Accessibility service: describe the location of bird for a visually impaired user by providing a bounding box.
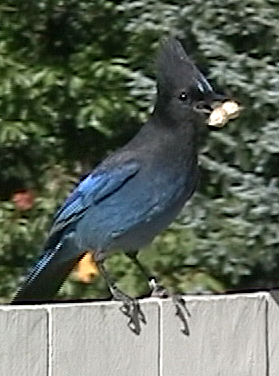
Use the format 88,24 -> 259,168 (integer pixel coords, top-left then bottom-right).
11,37 -> 224,306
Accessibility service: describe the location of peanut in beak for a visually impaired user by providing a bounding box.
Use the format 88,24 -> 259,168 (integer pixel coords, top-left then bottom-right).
208,100 -> 241,127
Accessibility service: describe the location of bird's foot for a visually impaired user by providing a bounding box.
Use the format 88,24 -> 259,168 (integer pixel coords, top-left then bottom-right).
149,282 -> 191,335
111,286 -> 146,334
171,293 -> 191,335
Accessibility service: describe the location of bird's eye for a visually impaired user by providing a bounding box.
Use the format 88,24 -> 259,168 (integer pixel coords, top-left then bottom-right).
179,92 -> 188,101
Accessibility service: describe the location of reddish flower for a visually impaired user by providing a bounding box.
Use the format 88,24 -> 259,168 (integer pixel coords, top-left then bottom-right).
12,189 -> 35,211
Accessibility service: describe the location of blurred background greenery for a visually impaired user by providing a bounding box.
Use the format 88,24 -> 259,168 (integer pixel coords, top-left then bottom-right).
1,0 -> 279,303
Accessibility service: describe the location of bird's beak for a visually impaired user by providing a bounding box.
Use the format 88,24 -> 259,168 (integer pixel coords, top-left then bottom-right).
194,92 -> 227,115
193,72 -> 226,114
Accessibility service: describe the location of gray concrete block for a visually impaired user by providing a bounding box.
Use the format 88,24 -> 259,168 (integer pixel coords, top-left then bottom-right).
0,306 -> 48,376
267,291 -> 279,376
50,299 -> 159,376
161,293 -> 267,376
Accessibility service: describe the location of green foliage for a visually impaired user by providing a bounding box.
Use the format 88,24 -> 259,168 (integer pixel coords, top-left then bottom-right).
1,0 -> 279,302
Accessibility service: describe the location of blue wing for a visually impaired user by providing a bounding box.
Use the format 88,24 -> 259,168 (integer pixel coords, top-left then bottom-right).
49,160 -> 140,236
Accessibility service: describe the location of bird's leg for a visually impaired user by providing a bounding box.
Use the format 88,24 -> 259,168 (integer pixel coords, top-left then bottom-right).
98,258 -> 188,334
126,253 -> 189,333
126,252 -> 167,298
96,260 -> 145,331
97,260 -> 133,303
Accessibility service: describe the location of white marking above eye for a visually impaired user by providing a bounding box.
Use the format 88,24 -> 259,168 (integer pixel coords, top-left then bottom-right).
196,73 -> 213,93
196,80 -> 205,93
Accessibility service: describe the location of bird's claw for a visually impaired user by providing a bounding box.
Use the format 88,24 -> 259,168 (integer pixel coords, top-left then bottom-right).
111,286 -> 146,334
171,293 -> 190,335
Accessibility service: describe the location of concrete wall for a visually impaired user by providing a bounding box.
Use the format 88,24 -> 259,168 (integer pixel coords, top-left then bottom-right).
1,292 -> 279,375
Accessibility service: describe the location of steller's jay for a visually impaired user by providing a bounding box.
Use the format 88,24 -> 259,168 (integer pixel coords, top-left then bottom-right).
12,38 -> 224,306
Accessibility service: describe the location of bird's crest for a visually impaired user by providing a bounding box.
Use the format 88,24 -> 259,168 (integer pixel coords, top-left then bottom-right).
156,37 -> 213,96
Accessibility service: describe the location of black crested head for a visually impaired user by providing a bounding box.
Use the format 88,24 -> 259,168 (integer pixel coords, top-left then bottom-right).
154,37 -> 220,123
